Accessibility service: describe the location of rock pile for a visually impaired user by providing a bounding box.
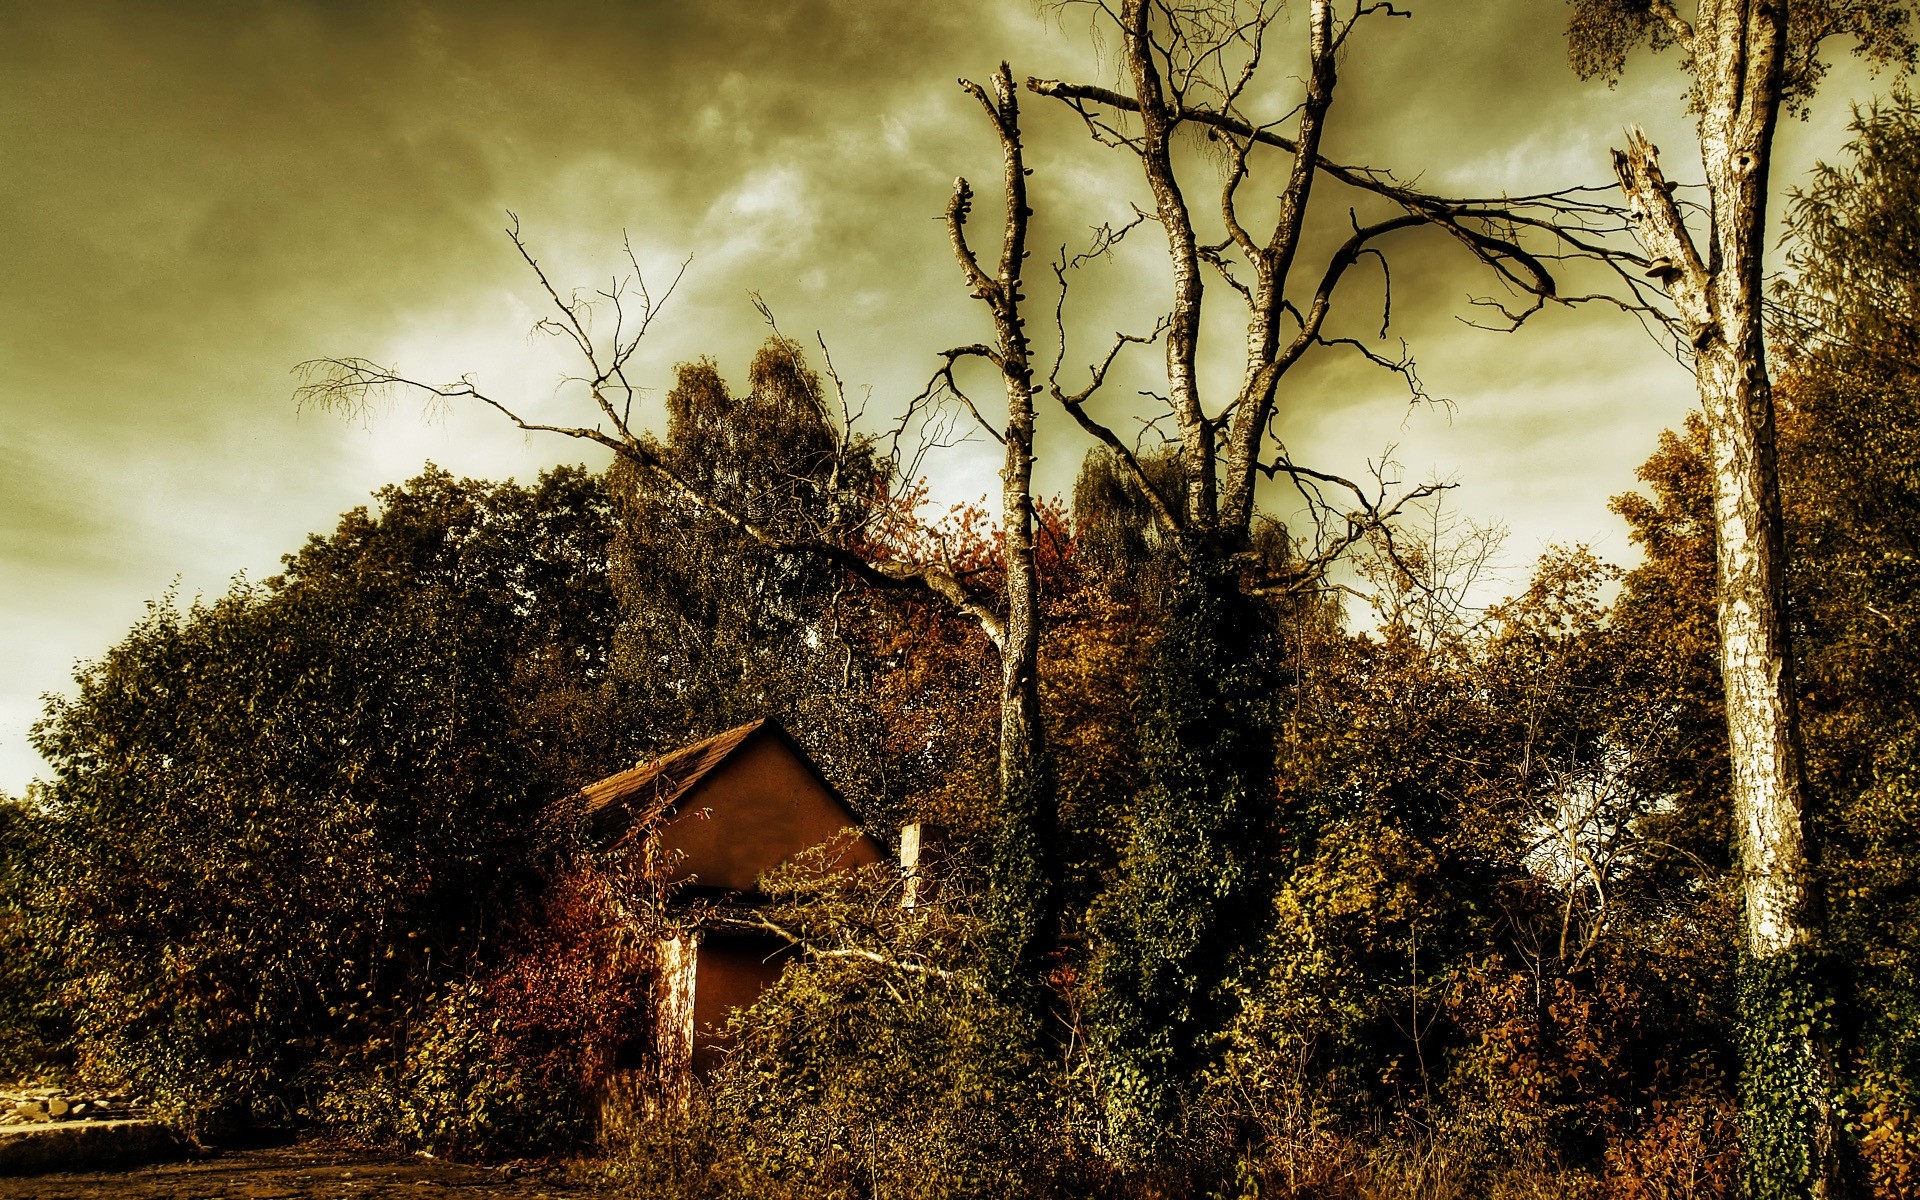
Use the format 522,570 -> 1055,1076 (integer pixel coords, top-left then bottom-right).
0,1088 -> 149,1128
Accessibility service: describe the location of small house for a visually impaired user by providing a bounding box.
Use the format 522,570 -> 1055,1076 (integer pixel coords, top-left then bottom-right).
573,718 -> 918,1107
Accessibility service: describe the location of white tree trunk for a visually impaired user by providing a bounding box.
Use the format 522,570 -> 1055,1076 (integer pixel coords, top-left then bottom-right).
1608,3 -> 1839,1193
1696,348 -> 1813,956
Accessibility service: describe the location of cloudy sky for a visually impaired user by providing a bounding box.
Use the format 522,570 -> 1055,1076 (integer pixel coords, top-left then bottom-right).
0,0 -> 1892,791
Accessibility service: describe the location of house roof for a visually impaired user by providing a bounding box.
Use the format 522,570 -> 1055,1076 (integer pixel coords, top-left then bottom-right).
578,717 -> 840,845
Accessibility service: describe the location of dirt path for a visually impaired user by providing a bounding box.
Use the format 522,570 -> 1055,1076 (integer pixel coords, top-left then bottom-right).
0,1142 -> 595,1200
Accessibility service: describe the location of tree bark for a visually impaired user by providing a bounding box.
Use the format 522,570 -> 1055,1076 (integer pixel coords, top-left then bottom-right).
1696,350 -> 1813,959
947,63 -> 1057,994
1219,0 -> 1337,542
1120,0 -> 1217,534
1607,3 -> 1840,1194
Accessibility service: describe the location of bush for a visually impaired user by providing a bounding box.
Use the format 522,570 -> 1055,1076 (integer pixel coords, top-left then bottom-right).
30,467 -> 619,1125
0,793 -> 68,1080
695,844 -> 1070,1200
309,850 -> 660,1158
712,961 -> 1057,1199
576,1094 -> 800,1200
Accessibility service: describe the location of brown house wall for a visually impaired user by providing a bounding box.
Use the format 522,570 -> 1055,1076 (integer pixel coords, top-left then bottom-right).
585,723 -> 890,1109
655,733 -> 883,892
691,931 -> 793,1076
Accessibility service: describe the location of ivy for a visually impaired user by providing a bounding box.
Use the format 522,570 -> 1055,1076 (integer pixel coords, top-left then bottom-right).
1736,947 -> 1841,1200
985,745 -> 1058,1004
1087,556 -> 1279,1155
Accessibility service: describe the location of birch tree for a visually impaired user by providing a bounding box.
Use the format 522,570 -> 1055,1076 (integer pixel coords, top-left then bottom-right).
1566,3 -> 1915,1196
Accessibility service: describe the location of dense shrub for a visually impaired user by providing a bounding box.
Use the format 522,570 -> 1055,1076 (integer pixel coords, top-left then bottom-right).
0,793 -> 67,1079
308,855 -> 659,1157
27,466 -> 619,1123
702,844 -> 1069,1200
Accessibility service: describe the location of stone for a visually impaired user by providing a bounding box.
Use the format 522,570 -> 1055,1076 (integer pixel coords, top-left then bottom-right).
46,1099 -> 70,1119
0,1118 -> 192,1175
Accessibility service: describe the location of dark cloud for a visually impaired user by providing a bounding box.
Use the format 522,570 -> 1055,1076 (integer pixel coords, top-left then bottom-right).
0,0 -> 1892,787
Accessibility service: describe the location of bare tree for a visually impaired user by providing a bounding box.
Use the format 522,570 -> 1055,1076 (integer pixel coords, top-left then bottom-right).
923,62 -> 1062,992
1568,4 -> 1915,1196
1029,0 -> 1655,580
297,229 -> 1009,644
1013,0 -> 1655,1145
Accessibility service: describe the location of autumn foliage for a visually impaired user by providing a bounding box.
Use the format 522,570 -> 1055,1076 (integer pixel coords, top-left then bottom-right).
3,101 -> 1920,1200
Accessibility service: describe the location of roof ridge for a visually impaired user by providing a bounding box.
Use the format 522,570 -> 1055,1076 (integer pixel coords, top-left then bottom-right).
576,717 -> 774,839
633,716 -> 766,777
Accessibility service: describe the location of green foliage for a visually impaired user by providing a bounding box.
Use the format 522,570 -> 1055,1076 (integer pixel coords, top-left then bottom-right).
1204,813 -> 1414,1177
1563,0 -> 1686,88
1086,556 -> 1279,1154
1736,950 -> 1841,1200
1041,587 -> 1151,932
1563,0 -> 1917,112
1605,417 -> 1732,887
1164,498 -> 1760,1196
29,465 -> 619,1123
579,1094 -> 800,1200
607,339 -> 897,820
313,853 -> 659,1158
1071,447 -> 1187,617
0,792 -> 68,1078
373,980 -> 560,1156
704,843 -> 1066,1200
1774,93 -> 1920,1198
715,962 -> 1054,1198
983,741 -> 1058,1003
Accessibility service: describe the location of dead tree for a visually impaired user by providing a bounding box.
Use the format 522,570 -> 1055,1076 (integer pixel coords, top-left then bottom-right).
1017,0 -> 1655,1147
1029,0 -> 1659,583
296,238 -> 1007,645
922,63 -> 1061,995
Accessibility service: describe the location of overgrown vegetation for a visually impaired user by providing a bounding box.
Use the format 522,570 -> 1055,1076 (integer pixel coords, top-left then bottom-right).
7,44 -> 1920,1200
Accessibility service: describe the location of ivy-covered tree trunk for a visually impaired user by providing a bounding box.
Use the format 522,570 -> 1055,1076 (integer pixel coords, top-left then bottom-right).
1087,553 -> 1274,1153
987,288 -> 1053,996
1603,5 -> 1842,1194
989,379 -> 1053,997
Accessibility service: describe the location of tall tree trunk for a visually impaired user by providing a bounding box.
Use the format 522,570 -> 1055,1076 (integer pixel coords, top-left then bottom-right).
1695,348 -> 1812,960
1608,3 -> 1842,1193
945,63 -> 1058,995
1085,552 -> 1275,1155
992,327 -> 1052,996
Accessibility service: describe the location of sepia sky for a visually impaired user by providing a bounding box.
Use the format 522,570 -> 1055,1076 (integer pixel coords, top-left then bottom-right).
0,0 -> 1893,791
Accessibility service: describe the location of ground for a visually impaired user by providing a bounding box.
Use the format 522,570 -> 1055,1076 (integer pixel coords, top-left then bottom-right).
0,1142 -> 594,1200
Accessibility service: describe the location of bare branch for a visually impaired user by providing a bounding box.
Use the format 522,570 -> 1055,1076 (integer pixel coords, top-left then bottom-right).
1028,73 -> 1646,309
916,345 -> 1010,445
716,911 -> 957,980
299,208 -> 1030,647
